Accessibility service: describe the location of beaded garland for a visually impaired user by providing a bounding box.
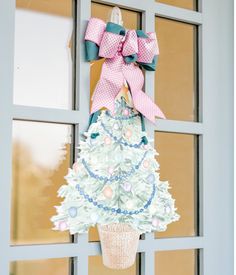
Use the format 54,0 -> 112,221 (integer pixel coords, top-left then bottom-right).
101,122 -> 143,148
76,182 -> 156,215
79,109 -> 153,217
105,110 -> 139,120
81,151 -> 148,183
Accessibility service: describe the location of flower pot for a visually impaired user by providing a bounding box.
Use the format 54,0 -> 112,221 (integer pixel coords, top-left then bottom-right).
97,223 -> 140,269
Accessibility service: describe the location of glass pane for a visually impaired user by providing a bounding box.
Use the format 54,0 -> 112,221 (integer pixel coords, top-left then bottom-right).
155,132 -> 197,238
14,0 -> 73,109
156,0 -> 197,11
10,258 -> 70,275
89,256 -> 137,275
155,250 -> 197,275
11,121 -> 72,245
155,17 -> 198,121
90,2 -> 141,98
89,225 -> 99,242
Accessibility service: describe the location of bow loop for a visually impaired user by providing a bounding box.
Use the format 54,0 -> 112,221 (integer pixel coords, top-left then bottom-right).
99,32 -> 124,58
84,17 -> 106,46
122,30 -> 138,57
137,32 -> 159,63
98,30 -> 139,60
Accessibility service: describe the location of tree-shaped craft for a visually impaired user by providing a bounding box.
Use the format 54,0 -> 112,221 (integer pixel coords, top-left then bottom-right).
51,7 -> 180,270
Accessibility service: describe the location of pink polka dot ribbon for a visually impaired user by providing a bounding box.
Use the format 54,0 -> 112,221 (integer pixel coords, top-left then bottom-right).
85,17 -> 165,123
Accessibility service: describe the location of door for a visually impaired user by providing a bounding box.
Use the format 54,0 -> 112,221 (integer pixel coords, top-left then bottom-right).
0,0 -> 233,275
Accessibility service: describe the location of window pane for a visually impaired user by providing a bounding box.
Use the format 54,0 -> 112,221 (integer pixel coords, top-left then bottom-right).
156,0 -> 197,11
14,0 -> 74,109
155,132 -> 197,238
10,258 -> 70,275
90,3 -> 141,99
155,17 -> 198,121
155,250 -> 198,275
89,255 -> 137,275
89,226 -> 99,242
11,121 -> 72,245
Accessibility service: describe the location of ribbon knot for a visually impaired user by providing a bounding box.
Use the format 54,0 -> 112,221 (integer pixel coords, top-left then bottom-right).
84,17 -> 165,123
98,29 -> 139,62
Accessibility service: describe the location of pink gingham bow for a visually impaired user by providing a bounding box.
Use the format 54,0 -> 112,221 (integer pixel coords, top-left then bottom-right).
85,17 -> 165,123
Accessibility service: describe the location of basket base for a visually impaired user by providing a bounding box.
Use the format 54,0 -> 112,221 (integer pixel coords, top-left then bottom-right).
97,223 -> 140,270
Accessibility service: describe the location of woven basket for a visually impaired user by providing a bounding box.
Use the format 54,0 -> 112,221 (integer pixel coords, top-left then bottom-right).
97,223 -> 140,269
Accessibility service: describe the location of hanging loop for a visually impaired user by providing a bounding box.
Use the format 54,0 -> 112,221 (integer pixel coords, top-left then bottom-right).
108,6 -> 123,26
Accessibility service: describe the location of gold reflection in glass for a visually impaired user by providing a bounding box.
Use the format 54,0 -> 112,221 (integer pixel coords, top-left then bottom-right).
10,258 -> 70,275
156,0 -> 197,10
155,250 -> 197,275
11,121 -> 72,245
155,17 -> 197,121
89,256 -> 137,275
14,0 -> 73,109
89,226 -> 100,242
89,3 -> 141,242
155,132 -> 197,238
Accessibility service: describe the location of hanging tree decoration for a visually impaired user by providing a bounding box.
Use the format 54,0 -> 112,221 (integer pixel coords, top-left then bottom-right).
50,6 -> 180,270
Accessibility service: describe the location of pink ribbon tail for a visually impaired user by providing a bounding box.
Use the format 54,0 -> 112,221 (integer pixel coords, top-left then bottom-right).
91,59 -> 124,115
91,85 -> 116,115
131,89 -> 166,123
122,64 -> 166,123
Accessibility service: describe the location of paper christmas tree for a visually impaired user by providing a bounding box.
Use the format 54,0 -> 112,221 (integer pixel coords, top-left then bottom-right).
50,86 -> 179,235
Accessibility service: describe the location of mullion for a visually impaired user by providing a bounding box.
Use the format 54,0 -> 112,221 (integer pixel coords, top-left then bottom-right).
154,3 -> 202,25
94,0 -> 202,24
12,106 -> 204,135
73,0 -> 91,274
0,0 -> 15,274
9,236 -> 204,261
141,7 -> 156,275
93,0 -> 149,11
12,105 -> 84,124
154,121 -> 203,135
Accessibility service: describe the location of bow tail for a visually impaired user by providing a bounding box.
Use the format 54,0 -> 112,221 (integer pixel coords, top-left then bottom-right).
123,64 -> 165,123
91,64 -> 124,115
131,89 -> 166,123
91,80 -> 117,114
